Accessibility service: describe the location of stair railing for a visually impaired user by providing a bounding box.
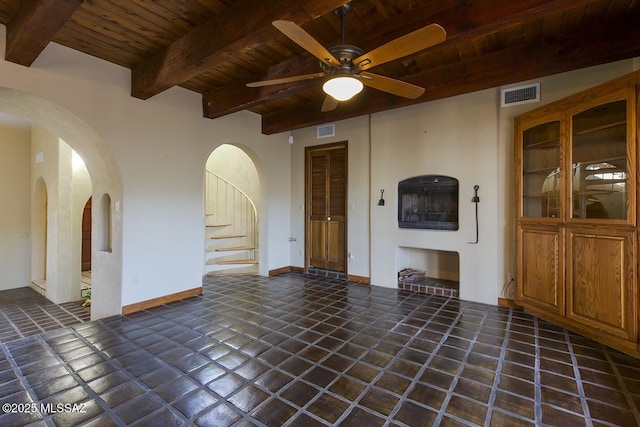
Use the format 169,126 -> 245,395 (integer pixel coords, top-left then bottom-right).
205,171 -> 258,261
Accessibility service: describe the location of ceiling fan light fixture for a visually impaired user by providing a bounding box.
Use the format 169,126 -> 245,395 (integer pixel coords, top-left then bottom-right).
323,76 -> 363,101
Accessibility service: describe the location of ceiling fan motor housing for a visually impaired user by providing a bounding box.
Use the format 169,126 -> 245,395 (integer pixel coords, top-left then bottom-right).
321,44 -> 364,76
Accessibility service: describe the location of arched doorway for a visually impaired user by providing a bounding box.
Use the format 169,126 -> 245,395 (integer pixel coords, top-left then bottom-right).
204,144 -> 261,275
82,197 -> 92,272
0,87 -> 123,320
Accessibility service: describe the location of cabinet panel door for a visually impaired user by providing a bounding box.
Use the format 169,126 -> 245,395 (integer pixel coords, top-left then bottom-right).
566,78 -> 636,225
566,228 -> 637,340
309,220 -> 327,267
517,225 -> 564,315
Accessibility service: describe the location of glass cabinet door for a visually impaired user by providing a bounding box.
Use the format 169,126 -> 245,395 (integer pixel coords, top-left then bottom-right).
571,100 -> 627,220
522,121 -> 562,218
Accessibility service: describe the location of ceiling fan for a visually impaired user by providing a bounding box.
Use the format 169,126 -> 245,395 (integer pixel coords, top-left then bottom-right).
246,4 -> 446,112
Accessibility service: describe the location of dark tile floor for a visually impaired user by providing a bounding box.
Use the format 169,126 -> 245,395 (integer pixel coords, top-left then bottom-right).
0,287 -> 90,342
1,273 -> 639,426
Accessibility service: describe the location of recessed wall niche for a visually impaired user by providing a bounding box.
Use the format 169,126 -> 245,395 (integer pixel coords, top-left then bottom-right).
397,247 -> 460,297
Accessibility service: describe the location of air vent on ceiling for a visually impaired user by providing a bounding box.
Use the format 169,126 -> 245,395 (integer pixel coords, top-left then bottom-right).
501,83 -> 540,107
317,123 -> 335,139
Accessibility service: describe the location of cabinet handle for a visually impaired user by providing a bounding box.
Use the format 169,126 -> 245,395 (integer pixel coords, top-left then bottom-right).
327,216 -> 332,221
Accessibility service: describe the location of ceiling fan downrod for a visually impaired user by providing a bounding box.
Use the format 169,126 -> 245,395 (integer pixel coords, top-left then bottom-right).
334,3 -> 352,45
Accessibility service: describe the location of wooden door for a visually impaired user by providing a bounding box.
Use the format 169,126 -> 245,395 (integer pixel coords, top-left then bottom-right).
517,224 -> 564,316
566,227 -> 637,341
81,197 -> 91,271
306,143 -> 347,273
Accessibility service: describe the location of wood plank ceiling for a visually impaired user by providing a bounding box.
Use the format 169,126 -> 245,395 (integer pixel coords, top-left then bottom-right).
1,0 -> 640,134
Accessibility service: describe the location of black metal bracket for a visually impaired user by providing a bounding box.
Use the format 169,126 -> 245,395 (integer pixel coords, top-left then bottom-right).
468,185 -> 480,244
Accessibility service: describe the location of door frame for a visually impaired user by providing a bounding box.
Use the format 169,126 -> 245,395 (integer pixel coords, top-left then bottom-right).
81,196 -> 92,271
305,141 -> 348,273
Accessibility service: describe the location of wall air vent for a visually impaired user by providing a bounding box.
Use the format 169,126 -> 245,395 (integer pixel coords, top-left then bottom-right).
501,83 -> 540,107
317,123 -> 335,139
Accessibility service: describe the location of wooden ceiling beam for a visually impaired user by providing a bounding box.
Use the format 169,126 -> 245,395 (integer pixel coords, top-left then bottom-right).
260,11 -> 640,134
5,0 -> 84,66
203,55 -> 320,119
131,0 -> 348,100
203,0 -> 603,120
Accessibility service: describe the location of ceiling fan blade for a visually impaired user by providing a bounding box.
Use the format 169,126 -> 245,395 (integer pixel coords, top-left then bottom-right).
360,72 -> 425,99
273,20 -> 341,67
246,72 -> 325,87
354,23 -> 446,71
321,95 -> 338,112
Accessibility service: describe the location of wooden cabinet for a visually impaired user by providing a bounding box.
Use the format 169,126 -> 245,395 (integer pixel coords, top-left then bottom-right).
515,72 -> 639,358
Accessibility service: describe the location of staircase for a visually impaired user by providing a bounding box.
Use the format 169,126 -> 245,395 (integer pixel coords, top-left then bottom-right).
205,171 -> 258,274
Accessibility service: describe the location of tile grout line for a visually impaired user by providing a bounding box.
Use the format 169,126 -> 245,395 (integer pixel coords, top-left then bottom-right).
124,303 -> 308,426
74,320 -> 194,425
0,309 -> 25,341
35,305 -> 69,329
318,294 -> 447,426
431,302 -> 492,426
601,343 -> 640,426
481,307 -> 535,426
36,331 -> 128,427
275,297 -> 385,425
15,306 -> 46,335
0,341 -> 56,426
54,301 -> 91,324
278,289 -> 435,425
384,297 -> 475,426
563,328 -> 594,427
533,316 -> 542,425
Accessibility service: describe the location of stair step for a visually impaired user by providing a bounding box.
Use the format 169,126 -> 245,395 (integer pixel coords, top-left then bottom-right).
215,246 -> 254,252
217,259 -> 258,265
209,234 -> 246,239
206,224 -> 232,228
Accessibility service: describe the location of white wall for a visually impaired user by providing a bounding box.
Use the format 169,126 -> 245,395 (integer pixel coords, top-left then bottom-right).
0,119 -> 31,290
369,90 -> 500,305
290,91 -> 500,304
0,25 -> 291,317
290,58 -> 640,306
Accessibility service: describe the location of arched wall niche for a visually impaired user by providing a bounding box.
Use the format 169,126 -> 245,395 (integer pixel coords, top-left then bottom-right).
100,193 -> 112,253
0,87 -> 123,320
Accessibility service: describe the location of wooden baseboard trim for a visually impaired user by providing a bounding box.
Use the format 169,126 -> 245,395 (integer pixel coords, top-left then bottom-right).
347,274 -> 370,284
498,298 -> 521,309
269,266 -> 305,276
122,287 -> 202,315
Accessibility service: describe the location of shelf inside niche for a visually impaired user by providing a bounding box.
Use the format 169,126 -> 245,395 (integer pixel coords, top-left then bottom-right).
572,120 -> 626,137
571,155 -> 626,166
523,193 -> 559,198
524,138 -> 560,149
524,166 -> 560,174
